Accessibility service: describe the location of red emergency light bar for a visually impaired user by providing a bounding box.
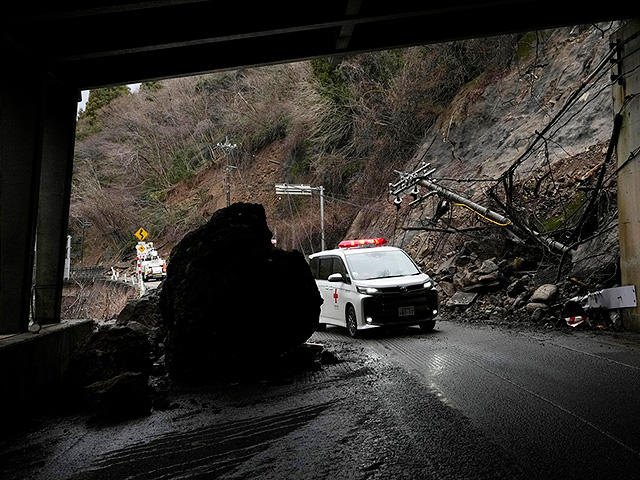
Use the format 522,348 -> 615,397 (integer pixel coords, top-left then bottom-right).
338,238 -> 388,249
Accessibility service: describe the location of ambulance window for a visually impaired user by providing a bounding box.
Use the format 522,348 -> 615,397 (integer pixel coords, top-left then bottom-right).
346,250 -> 420,280
332,258 -> 349,281
309,257 -> 319,279
318,257 -> 334,280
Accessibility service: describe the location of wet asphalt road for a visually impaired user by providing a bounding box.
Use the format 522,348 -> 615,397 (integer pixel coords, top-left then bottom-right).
2,320 -> 640,479
340,321 -> 640,479
143,279 -> 161,290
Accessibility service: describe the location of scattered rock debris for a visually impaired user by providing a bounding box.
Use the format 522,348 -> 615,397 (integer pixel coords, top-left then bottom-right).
65,325 -> 153,420
434,236 -> 625,332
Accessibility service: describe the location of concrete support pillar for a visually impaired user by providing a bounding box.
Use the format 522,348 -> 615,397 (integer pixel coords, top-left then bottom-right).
612,18 -> 640,332
34,78 -> 78,325
0,37 -> 45,334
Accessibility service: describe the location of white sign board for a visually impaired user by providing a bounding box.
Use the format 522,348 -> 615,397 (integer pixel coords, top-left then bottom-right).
586,285 -> 637,310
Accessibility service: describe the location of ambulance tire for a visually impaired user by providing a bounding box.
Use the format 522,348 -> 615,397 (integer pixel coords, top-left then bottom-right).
419,320 -> 436,332
346,305 -> 359,338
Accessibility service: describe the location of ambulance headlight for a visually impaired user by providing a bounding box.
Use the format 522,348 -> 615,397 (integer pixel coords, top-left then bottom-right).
423,281 -> 433,289
357,286 -> 379,295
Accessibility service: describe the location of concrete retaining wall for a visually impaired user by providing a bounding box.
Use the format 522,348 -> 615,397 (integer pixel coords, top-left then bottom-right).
0,319 -> 94,421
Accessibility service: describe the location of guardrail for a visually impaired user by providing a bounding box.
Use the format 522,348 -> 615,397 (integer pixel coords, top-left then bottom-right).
67,266 -> 148,297
69,266 -> 107,281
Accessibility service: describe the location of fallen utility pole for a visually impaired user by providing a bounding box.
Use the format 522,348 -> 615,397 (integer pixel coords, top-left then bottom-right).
390,163 -> 572,256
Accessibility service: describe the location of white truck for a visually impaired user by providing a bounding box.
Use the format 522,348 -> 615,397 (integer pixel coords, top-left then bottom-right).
139,242 -> 167,282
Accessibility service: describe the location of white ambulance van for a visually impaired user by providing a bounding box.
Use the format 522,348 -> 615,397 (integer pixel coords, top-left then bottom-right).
308,238 -> 440,337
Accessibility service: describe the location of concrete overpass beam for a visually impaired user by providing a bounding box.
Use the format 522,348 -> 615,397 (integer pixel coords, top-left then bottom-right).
34,78 -> 78,325
612,18 -> 640,332
0,37 -> 45,334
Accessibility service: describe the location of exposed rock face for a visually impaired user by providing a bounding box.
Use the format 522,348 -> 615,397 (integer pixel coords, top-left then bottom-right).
159,203 -> 322,382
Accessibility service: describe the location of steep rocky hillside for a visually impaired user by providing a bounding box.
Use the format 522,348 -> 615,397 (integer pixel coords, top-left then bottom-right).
348,24 -> 621,282
386,23 -> 623,326
73,21 -> 624,321
350,24 -> 617,240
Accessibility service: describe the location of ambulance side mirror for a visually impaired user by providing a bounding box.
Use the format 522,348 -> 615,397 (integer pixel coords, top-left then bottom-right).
328,273 -> 345,283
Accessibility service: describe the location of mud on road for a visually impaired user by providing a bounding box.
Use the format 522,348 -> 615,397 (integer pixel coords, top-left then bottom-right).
1,323 -> 528,480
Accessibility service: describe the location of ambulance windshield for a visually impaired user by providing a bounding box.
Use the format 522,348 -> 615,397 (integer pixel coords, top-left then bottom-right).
346,250 -> 420,280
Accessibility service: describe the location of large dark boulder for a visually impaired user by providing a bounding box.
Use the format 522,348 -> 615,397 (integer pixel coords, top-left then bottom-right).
159,203 -> 322,381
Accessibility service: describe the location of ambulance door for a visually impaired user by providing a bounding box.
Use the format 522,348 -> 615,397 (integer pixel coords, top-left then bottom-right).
330,257 -> 351,327
317,256 -> 342,323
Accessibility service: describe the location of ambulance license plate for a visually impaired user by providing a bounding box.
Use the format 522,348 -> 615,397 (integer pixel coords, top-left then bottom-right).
398,306 -> 414,317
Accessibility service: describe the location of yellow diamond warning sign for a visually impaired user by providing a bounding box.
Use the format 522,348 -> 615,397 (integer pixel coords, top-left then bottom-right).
135,228 -> 148,241
137,244 -> 146,254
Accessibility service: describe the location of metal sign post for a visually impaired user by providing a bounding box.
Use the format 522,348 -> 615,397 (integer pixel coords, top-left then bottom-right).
275,183 -> 325,251
216,137 -> 238,206
134,229 -> 148,295
64,235 -> 71,280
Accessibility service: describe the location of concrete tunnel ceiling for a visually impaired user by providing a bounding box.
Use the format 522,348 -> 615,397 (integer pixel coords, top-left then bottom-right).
2,1 -> 637,91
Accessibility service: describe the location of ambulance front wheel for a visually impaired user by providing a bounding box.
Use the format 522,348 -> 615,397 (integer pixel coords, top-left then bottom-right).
420,320 -> 436,332
346,305 -> 359,338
